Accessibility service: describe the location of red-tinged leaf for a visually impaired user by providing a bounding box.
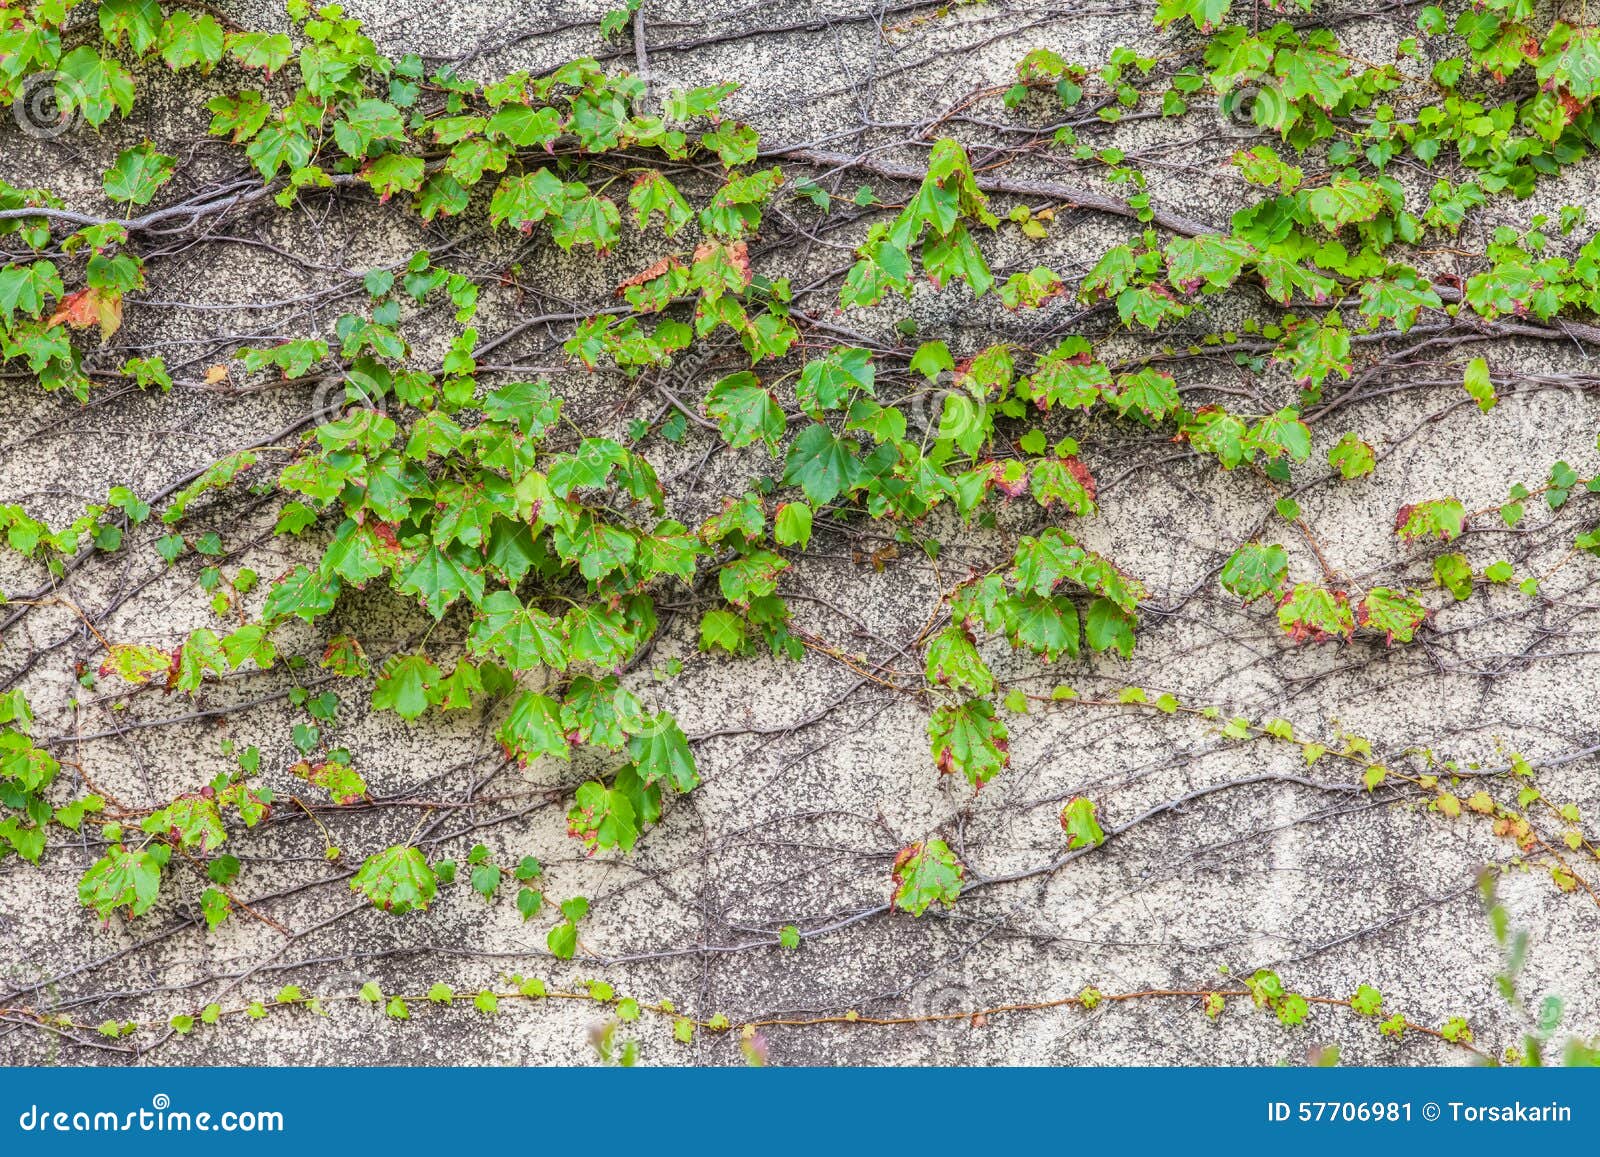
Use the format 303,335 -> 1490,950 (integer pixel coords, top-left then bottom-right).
99,642 -> 171,685
1357,587 -> 1426,645
690,239 -> 752,299
292,759 -> 369,805
925,625 -> 995,697
891,839 -> 964,916
616,255 -> 685,298
1277,583 -> 1354,643
1060,797 -> 1107,850
929,698 -> 1010,787
1220,543 -> 1289,603
321,634 -> 370,677
1394,498 -> 1465,543
1029,456 -> 1096,514
48,287 -> 122,341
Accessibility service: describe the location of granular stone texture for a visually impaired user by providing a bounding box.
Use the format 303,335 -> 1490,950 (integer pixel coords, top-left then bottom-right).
1,0 -> 1598,1067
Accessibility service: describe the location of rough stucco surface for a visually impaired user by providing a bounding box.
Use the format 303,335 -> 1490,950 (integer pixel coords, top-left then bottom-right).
1,0 -> 1599,1067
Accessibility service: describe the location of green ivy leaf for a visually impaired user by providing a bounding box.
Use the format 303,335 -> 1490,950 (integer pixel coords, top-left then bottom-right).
773,501 -> 813,551
553,194 -> 622,253
221,624 -> 276,671
782,424 -> 866,506
262,565 -> 339,624
78,843 -> 169,919
547,920 -> 579,959
563,603 -> 638,669
497,691 -> 570,764
1246,409 -> 1312,462
1165,233 -> 1254,293
470,863 -> 502,899
99,0 -> 162,54
1106,368 -> 1181,422
1220,543 -> 1289,603
102,143 -> 175,206
1302,176 -> 1387,231
1357,587 -> 1426,644
469,591 -> 568,672
372,654 -> 442,722
98,642 -> 171,686
399,543 -> 486,618
699,609 -> 746,654
929,699 -> 1010,786
628,715 -> 698,792
1010,593 -> 1081,661
1187,408 -> 1251,469
1394,498 -> 1465,542
1358,269 -> 1441,334
159,11 -> 225,71
206,90 -> 270,142
364,154 -> 425,202
628,170 -> 693,236
332,98 -> 406,159
351,845 -> 436,913
909,340 -> 954,380
1328,433 -> 1375,479
1060,797 -> 1107,850
1029,457 -> 1096,514
1433,552 -> 1474,600
1084,597 -> 1138,657
891,839 -> 964,916
0,261 -> 65,326
172,628 -> 227,693
718,549 -> 788,607
797,347 -> 875,417
1154,0 -> 1232,32
567,779 -> 640,853
225,31 -> 293,73
1462,356 -> 1496,413
486,104 -> 562,147
59,48 -> 136,127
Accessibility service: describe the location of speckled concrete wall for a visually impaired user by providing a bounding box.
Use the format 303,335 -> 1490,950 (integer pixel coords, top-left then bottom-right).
2,0 -> 1598,1066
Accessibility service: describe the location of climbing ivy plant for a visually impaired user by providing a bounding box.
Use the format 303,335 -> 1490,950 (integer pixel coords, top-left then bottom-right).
1,0 -> 1599,1063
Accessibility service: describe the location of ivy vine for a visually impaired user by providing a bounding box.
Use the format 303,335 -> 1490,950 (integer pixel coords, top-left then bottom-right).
2,0 -> 1600,1065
